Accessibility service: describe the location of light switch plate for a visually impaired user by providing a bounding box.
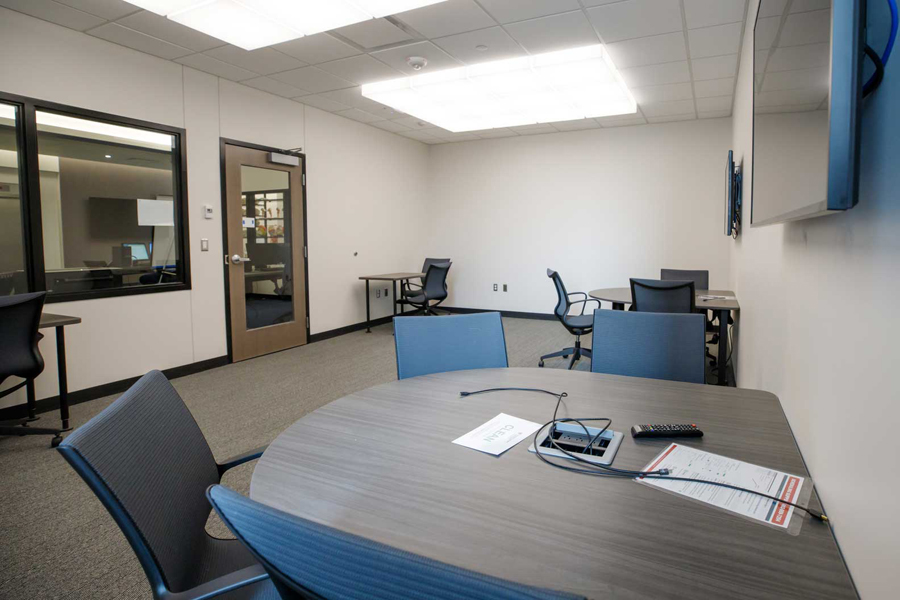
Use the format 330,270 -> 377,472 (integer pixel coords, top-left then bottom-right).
204,205 -> 213,219
201,238 -> 209,251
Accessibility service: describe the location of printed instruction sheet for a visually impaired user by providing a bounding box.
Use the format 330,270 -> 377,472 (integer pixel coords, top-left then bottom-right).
637,443 -> 805,529
452,413 -> 542,456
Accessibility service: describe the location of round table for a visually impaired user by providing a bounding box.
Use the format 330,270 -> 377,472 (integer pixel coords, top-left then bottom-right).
248,368 -> 850,600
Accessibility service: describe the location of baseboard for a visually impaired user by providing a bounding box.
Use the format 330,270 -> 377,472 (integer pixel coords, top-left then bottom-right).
308,315 -> 393,343
0,355 -> 229,421
441,306 -> 557,321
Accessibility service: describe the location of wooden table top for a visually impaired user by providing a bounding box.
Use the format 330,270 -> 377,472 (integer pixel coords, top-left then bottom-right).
250,368 -> 853,600
359,272 -> 426,281
589,288 -> 741,311
39,313 -> 82,328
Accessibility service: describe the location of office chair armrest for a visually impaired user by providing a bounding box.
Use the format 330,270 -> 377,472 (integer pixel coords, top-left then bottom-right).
566,291 -> 588,300
569,297 -> 602,315
164,565 -> 269,600
217,445 -> 268,476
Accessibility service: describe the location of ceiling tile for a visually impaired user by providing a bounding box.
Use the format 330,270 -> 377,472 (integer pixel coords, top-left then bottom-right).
204,46 -> 306,76
647,114 -> 697,123
317,55 -> 401,85
755,88 -> 827,107
620,61 -> 691,87
370,119 -> 412,132
511,123 -> 557,135
438,131 -> 482,141
116,11 -> 225,52
754,16 -> 781,50
87,23 -> 193,60
586,0 -> 683,43
758,0 -> 788,18
755,49 -> 768,73
56,0 -> 136,20
632,82 -> 694,104
477,0 -> 580,24
695,95 -> 732,111
688,22 -> 743,58
641,98 -> 695,117
605,32 -> 686,70
241,76 -> 308,98
790,0 -> 830,13
683,0 -> 747,29
319,87 -> 393,112
765,43 -> 828,72
474,128 -> 519,137
434,27 -> 526,64
371,41 -> 462,75
551,119 -> 602,131
176,53 -> 257,81
761,67 -> 828,92
294,94 -> 350,112
273,33 -> 361,64
0,0 -> 105,31
504,11 -> 599,55
391,116 -> 434,129
755,103 -> 822,114
395,0 -> 495,39
690,54 -> 738,80
401,129 -> 442,141
778,9 -> 829,47
335,108 -> 384,123
693,77 -> 735,97
334,19 -> 413,49
599,116 -> 647,127
271,67 -> 355,93
698,109 -> 732,118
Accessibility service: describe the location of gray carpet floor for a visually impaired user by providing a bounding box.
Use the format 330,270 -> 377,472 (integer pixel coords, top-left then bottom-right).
0,317 -> 728,600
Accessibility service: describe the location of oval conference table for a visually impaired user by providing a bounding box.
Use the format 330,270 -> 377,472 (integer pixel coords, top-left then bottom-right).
250,368 -> 855,600
589,288 -> 740,386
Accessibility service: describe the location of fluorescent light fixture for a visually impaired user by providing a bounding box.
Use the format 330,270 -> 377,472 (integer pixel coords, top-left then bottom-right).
0,104 -> 16,120
123,0 -> 448,51
362,45 -> 637,133
35,111 -> 174,150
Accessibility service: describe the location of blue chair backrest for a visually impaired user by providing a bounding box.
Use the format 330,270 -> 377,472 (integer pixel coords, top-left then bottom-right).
394,312 -> 508,380
630,278 -> 695,314
591,310 -> 706,384
207,485 -> 585,600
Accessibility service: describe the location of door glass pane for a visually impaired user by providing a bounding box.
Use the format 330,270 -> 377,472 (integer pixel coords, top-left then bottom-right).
240,165 -> 293,330
0,103 -> 28,296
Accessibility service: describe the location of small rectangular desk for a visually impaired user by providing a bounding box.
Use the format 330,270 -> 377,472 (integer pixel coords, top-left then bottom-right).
358,272 -> 425,333
37,313 -> 81,431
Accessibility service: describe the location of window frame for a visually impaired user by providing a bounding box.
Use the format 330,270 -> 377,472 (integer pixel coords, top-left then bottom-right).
0,90 -> 191,303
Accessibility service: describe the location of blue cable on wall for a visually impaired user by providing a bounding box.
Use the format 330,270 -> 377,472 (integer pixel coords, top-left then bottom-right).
864,0 -> 898,95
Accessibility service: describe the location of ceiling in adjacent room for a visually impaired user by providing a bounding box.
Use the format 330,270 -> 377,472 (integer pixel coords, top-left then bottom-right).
0,0 -> 767,144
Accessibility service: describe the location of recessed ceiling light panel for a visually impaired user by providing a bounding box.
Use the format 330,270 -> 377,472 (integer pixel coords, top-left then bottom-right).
123,0 -> 449,51
362,45 -> 637,133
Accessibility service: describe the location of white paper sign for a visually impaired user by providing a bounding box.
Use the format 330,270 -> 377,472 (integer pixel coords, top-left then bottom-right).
452,413 -> 542,456
242,217 -> 256,228
137,198 -> 174,226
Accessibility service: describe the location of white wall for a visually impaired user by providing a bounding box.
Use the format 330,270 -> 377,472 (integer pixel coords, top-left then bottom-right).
426,119 -> 733,312
0,8 -> 429,405
730,2 -> 900,598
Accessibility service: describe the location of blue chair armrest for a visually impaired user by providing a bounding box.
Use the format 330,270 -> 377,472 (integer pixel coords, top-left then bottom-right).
164,564 -> 269,600
217,446 -> 267,476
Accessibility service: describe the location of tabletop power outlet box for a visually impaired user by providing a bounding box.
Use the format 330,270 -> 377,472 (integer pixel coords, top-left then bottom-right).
529,422 -> 623,466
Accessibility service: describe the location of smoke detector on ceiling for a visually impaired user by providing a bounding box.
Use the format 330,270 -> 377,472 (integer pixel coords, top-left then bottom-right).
407,56 -> 428,71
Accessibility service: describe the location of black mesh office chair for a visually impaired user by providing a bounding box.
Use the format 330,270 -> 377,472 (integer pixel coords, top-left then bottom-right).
405,261 -> 451,316
660,269 -> 725,366
0,292 -> 65,447
630,278 -> 695,313
540,269 -> 600,370
57,371 -> 276,600
402,257 -> 450,299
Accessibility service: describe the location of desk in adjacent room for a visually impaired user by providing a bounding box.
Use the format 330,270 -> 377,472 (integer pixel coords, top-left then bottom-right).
358,272 -> 425,332
250,368 -> 854,599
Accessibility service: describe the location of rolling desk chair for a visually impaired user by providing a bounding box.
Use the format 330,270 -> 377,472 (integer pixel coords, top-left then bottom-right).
540,269 -> 600,370
630,278 -> 695,313
207,485 -> 585,600
0,292 -> 65,447
591,310 -> 706,384
660,269 -> 731,368
403,261 -> 451,316
394,312 -> 508,380
57,371 -> 275,600
402,257 -> 450,299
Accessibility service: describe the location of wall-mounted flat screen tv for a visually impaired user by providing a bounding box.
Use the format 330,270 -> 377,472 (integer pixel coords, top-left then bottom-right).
751,0 -> 864,225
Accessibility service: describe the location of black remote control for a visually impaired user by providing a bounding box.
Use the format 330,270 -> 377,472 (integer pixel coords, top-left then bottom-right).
631,424 -> 703,438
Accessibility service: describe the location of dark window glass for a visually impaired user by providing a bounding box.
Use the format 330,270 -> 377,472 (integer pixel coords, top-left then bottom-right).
0,103 -> 28,295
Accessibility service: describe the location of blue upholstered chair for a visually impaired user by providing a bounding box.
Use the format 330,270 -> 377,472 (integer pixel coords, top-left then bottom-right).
57,371 -> 277,600
207,485 -> 585,600
394,312 -> 508,380
591,310 -> 706,384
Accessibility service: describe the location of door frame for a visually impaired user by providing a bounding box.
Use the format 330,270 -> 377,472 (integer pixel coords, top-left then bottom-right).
219,138 -> 309,362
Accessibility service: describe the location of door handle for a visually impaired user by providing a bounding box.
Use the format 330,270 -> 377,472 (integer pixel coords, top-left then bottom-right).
231,254 -> 251,264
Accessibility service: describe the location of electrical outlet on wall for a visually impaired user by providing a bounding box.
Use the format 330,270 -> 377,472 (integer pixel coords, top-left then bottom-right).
493,284 -> 498,291
376,289 -> 381,298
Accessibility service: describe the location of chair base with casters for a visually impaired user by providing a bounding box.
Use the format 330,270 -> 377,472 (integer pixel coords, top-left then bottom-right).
539,338 -> 593,370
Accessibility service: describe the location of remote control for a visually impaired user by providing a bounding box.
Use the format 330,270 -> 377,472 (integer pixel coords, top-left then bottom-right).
631,424 -> 703,438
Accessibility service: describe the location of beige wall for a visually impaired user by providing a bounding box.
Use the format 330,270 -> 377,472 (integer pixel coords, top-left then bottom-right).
730,2 -> 900,598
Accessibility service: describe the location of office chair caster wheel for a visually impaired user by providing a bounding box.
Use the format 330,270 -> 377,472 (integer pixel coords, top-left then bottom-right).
51,435 -> 63,448
538,360 -> 544,367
